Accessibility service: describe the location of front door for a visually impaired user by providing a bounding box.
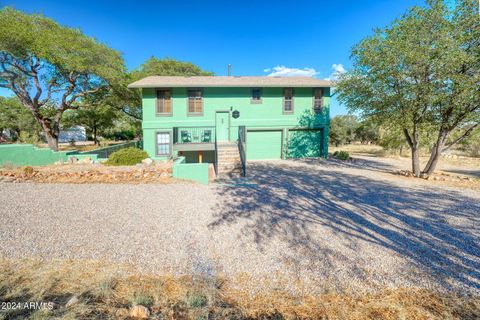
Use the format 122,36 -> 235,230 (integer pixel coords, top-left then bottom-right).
215,112 -> 229,142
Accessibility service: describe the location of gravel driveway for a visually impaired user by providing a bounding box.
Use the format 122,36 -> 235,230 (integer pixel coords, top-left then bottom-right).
1,158 -> 479,295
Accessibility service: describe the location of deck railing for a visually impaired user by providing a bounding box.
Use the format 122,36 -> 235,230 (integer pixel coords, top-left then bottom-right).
173,127 -> 216,144
238,126 -> 246,177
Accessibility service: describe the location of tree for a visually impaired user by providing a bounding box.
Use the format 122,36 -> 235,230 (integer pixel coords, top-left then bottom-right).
63,105 -> 118,145
336,0 -> 479,176
329,115 -> 359,146
355,119 -> 380,144
0,7 -> 124,151
106,57 -> 214,121
0,96 -> 40,142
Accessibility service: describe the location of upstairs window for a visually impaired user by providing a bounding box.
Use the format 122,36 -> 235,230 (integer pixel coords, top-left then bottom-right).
251,88 -> 262,103
156,89 -> 172,115
313,88 -> 323,114
188,89 -> 203,115
283,88 -> 294,113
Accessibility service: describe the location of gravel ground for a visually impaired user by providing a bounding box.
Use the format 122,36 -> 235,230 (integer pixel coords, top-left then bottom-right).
1,158 -> 479,295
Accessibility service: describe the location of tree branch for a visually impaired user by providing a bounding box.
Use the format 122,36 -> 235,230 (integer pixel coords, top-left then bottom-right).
441,123 -> 479,152
403,128 -> 414,148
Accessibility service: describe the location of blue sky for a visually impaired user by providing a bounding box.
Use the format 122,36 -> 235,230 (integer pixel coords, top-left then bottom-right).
1,0 -> 425,115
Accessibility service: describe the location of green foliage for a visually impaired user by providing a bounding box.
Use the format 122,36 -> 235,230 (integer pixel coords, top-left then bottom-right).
0,7 -> 124,82
454,126 -> 480,157
0,7 -> 125,150
105,147 -> 148,166
329,115 -> 359,146
0,96 -> 40,142
355,120 -> 380,144
333,151 -> 350,160
131,57 -> 214,79
130,293 -> 154,307
23,166 -> 34,176
335,0 -> 479,175
186,293 -> 208,308
63,105 -> 119,144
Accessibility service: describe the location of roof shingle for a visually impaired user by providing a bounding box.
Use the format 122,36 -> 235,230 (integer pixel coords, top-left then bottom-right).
128,76 -> 333,88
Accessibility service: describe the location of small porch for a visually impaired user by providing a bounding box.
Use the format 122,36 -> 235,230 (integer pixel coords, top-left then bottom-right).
172,126 -> 216,152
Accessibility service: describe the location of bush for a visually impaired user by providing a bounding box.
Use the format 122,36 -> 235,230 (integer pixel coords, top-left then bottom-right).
186,293 -> 208,308
333,150 -> 350,160
130,293 -> 154,307
105,147 -> 148,166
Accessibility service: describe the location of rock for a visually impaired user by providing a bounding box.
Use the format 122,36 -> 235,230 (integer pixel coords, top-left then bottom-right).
79,157 -> 93,164
65,295 -> 79,308
129,305 -> 150,319
142,158 -> 154,166
115,308 -> 129,318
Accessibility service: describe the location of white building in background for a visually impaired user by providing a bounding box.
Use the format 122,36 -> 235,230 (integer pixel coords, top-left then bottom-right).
58,126 -> 87,143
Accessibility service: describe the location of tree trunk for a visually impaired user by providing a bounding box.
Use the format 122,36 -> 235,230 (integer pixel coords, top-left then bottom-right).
45,131 -> 59,151
423,130 -> 448,175
411,146 -> 421,177
93,125 -> 98,145
40,120 -> 59,151
403,127 -> 421,177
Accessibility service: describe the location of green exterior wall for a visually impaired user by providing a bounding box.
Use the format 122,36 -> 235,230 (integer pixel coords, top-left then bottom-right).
141,86 -> 330,161
172,156 -> 211,184
0,144 -> 72,166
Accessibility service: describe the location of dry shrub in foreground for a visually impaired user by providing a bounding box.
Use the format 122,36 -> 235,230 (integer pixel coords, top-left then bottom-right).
0,259 -> 478,319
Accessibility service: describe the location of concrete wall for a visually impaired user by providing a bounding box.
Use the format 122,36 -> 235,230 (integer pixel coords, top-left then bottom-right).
0,144 -> 72,166
172,156 -> 211,185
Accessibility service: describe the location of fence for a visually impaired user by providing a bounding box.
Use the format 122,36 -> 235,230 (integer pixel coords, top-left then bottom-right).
77,140 -> 140,159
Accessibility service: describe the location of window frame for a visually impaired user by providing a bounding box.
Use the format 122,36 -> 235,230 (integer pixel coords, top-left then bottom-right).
155,131 -> 172,157
187,88 -> 203,116
250,88 -> 263,104
282,87 -> 294,114
156,89 -> 173,116
313,88 -> 323,114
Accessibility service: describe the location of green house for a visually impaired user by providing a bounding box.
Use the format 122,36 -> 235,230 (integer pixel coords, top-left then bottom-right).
128,76 -> 332,176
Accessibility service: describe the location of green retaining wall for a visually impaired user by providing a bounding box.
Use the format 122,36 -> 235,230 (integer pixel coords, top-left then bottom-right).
0,141 -> 139,167
172,156 -> 210,185
0,144 -> 71,166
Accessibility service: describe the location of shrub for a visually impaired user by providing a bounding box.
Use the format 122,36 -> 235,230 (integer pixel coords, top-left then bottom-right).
23,166 -> 34,176
105,147 -> 148,166
130,293 -> 154,307
186,293 -> 208,308
333,150 -> 350,160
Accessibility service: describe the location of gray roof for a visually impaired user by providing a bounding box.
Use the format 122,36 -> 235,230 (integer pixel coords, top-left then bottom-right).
128,76 -> 333,88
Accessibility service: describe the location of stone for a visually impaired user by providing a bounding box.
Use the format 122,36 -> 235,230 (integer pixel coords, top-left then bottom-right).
129,305 -> 150,319
419,173 -> 431,180
65,295 -> 79,308
115,308 -> 129,318
142,158 -> 154,166
79,157 -> 93,164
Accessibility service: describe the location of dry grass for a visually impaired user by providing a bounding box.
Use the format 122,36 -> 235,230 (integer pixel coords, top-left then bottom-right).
330,144 -> 387,157
0,259 -> 478,319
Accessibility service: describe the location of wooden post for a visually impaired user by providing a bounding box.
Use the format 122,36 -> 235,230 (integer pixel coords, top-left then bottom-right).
198,151 -> 203,163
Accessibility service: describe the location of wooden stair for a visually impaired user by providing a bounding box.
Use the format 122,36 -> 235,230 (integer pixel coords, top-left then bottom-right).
216,142 -> 242,178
